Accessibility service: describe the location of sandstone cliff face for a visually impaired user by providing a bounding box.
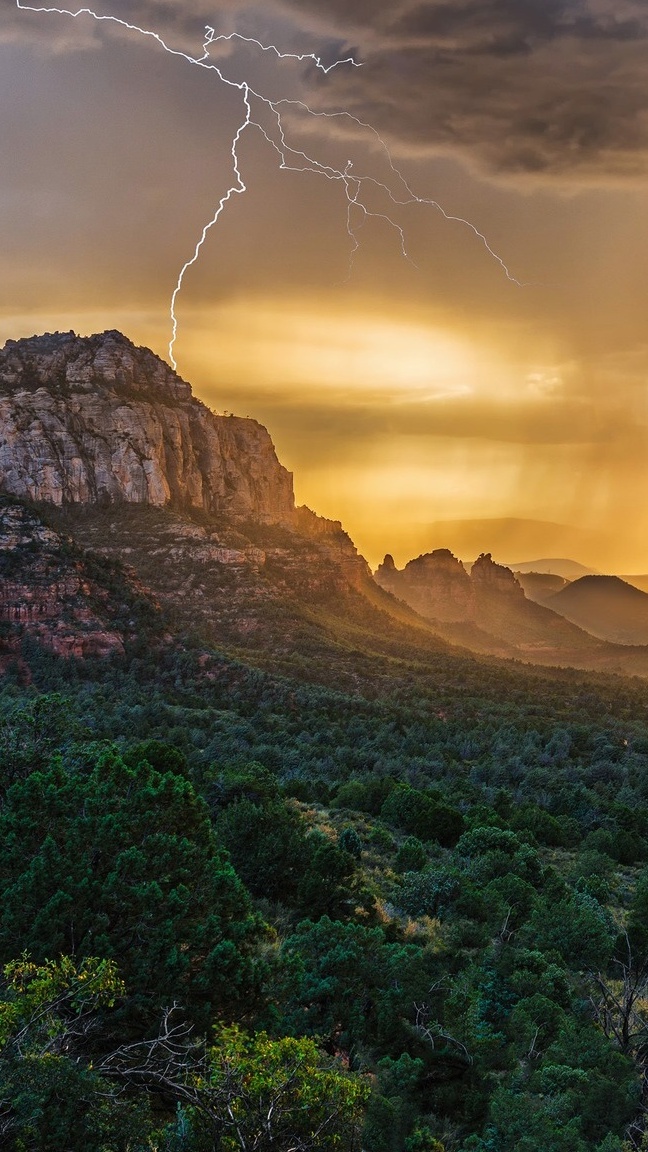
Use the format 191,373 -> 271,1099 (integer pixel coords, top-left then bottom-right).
0,498 -> 128,664
0,330 -> 384,665
294,506 -> 371,591
375,548 -> 475,622
471,552 -> 525,597
0,331 -> 294,525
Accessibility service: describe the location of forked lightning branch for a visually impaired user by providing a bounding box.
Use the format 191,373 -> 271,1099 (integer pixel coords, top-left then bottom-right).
16,1 -> 523,370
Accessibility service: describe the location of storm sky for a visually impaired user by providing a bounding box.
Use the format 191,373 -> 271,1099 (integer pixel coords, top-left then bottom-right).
3,0 -> 648,568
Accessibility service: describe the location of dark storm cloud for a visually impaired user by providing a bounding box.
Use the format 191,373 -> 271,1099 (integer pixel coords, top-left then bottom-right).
6,0 -> 648,177
149,0 -> 648,179
391,0 -> 645,53
0,1 -> 229,52
276,0 -> 648,46
274,0 -> 648,179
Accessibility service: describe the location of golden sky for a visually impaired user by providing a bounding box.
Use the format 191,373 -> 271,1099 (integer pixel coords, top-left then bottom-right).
3,1 -> 648,570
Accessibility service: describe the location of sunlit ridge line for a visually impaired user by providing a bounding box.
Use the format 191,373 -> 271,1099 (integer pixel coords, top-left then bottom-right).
16,1 -> 524,372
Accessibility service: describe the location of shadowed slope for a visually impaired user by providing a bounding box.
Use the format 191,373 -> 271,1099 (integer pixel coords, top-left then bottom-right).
546,575 -> 648,645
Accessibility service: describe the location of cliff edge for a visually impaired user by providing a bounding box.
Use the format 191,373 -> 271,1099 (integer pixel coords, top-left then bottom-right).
0,330 -> 295,524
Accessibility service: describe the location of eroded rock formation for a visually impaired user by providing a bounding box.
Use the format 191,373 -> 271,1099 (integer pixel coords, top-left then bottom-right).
0,331 -> 375,663
375,549 -> 527,622
375,548 -> 475,622
0,330 -> 294,524
0,498 -> 128,663
471,552 -> 525,597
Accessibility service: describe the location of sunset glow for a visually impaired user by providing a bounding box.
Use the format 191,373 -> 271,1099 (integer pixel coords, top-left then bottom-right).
4,1 -> 648,571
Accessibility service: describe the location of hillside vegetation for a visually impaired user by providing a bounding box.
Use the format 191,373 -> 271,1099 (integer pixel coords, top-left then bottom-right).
2,538 -> 648,1151
1,333 -> 647,1149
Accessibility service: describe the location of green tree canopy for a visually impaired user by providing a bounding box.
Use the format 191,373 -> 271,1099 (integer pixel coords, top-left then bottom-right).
0,954 -> 152,1151
0,748 -> 263,1023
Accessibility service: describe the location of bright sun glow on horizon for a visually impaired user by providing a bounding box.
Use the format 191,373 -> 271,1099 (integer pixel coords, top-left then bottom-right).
186,301 -> 482,402
4,299 -> 648,572
7,0 -> 648,575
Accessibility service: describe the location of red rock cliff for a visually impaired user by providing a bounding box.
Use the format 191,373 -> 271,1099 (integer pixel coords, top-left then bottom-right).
0,330 -> 295,525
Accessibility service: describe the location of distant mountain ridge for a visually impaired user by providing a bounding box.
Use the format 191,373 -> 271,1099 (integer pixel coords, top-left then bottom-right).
376,549 -> 602,654
374,548 -> 648,675
620,574 -> 648,594
515,572 -> 569,603
506,558 -> 599,578
545,575 -> 648,645
4,330 -> 648,682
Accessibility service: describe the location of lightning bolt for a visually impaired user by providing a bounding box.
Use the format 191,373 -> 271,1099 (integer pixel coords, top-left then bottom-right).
16,1 -> 524,371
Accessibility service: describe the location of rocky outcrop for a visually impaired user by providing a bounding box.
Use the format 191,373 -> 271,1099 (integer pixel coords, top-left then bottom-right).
0,331 -> 294,524
375,550 -> 527,623
375,548 -> 474,622
0,498 -> 128,662
0,329 -> 388,668
294,506 -> 371,591
372,545 -> 626,663
471,552 -> 525,597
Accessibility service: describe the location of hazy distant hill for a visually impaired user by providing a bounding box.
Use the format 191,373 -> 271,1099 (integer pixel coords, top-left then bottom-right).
515,571 -> 570,603
5,330 -> 648,684
546,575 -> 648,645
396,518 -> 606,566
507,558 -> 598,579
373,549 -> 648,673
620,574 -> 648,595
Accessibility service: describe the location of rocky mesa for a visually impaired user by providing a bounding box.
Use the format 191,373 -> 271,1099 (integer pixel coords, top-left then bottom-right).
9,330 -> 648,681
0,330 -> 371,588
0,329 -> 295,524
0,331 -> 376,665
372,547 -> 648,668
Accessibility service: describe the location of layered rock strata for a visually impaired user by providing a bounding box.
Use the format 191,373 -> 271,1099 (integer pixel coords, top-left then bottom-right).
375,549 -> 474,622
0,330 -> 294,524
0,499 -> 127,662
0,331 -> 373,653
375,550 -> 526,624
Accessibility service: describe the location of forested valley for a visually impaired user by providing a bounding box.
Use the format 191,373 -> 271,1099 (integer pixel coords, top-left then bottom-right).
3,579 -> 648,1152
